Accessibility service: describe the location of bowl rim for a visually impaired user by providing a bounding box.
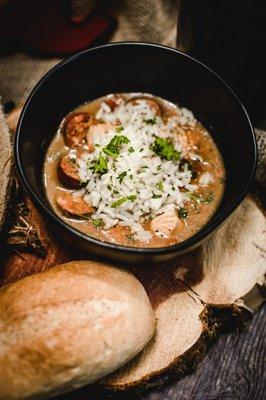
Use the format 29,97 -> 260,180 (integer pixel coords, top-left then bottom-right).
15,41 -> 258,255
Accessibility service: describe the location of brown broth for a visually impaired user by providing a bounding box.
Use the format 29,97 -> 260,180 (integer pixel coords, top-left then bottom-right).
44,93 -> 225,248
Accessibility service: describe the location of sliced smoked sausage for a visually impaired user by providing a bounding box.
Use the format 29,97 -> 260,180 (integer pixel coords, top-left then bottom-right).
58,152 -> 82,189
56,192 -> 94,216
63,112 -> 97,148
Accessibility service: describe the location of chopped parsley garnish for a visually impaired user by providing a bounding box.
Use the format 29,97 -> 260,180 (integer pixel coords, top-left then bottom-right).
185,192 -> 214,204
152,194 -> 162,199
140,165 -> 148,169
144,117 -> 156,125
111,195 -> 137,208
129,174 -> 133,179
128,146 -> 135,153
150,136 -> 181,161
178,208 -> 188,219
157,164 -> 162,171
125,233 -> 135,243
185,192 -> 202,202
117,171 -> 127,183
116,126 -> 124,133
92,218 -> 102,228
205,193 -> 214,203
102,135 -> 130,158
107,184 -> 112,190
128,195 -> 137,201
86,160 -> 91,170
93,154 -> 108,175
113,190 -> 119,194
156,181 -> 163,191
111,197 -> 128,208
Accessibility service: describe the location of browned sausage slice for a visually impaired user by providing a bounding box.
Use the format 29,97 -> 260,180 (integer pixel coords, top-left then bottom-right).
127,97 -> 162,116
58,152 -> 81,188
63,112 -> 97,148
56,192 -> 94,216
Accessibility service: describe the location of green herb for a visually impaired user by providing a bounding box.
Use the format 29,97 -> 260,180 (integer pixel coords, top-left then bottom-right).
128,146 -> 135,153
186,191 -> 214,204
128,195 -> 137,201
116,126 -> 124,133
107,184 -> 112,190
205,193 -> 214,203
185,192 -> 202,202
178,208 -> 188,219
172,186 -> 175,191
93,154 -> 108,175
129,174 -> 133,179
92,218 -> 102,228
95,144 -> 101,148
150,136 -> 181,161
140,148 -> 144,152
111,197 -> 128,208
113,190 -> 119,194
140,165 -> 148,169
125,233 -> 135,243
117,171 -> 127,183
157,165 -> 162,171
156,181 -> 163,191
111,194 -> 137,208
86,160 -> 91,170
102,135 -> 130,158
152,194 -> 162,199
144,117 -> 156,125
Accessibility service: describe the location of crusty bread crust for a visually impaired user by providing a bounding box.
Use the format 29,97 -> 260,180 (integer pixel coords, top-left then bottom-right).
0,261 -> 155,399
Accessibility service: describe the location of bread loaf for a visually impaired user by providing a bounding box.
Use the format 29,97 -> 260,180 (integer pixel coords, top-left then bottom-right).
0,261 -> 155,399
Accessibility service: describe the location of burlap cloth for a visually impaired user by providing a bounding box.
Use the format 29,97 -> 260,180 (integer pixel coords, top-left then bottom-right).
0,0 -> 177,105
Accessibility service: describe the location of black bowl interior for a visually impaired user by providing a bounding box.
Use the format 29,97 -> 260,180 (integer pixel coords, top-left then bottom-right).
16,43 -> 256,254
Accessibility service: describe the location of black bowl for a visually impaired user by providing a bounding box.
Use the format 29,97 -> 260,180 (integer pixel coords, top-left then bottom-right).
15,42 -> 257,265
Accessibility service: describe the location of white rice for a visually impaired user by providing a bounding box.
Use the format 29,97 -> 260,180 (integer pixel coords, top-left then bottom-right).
75,97 -> 205,241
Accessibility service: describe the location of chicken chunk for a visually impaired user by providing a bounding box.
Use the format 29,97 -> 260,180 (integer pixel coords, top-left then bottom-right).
150,210 -> 178,237
86,122 -> 116,152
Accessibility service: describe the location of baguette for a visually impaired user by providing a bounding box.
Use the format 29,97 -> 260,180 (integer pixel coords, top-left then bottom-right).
0,261 -> 155,399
